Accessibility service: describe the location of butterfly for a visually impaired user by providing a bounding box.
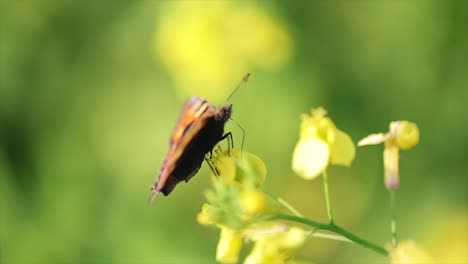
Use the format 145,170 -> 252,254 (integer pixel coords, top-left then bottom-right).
148,74 -> 250,203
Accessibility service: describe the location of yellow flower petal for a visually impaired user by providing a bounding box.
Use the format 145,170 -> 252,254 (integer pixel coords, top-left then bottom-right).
358,133 -> 388,146
292,138 -> 330,180
240,189 -> 268,216
214,152 -> 237,180
310,107 -> 327,119
300,119 -> 319,139
244,248 -> 276,264
390,121 -> 420,150
217,227 -> 243,264
282,227 -> 307,248
237,150 -> 268,185
299,108 -> 336,142
390,240 -> 435,264
244,226 -> 307,264
214,149 -> 267,185
197,203 -> 221,226
330,128 -> 355,167
384,142 -> 400,189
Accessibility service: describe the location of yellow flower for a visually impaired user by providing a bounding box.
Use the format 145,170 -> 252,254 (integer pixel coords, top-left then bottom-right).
240,189 -> 276,217
197,203 -> 222,226
358,121 -> 419,189
213,149 -> 267,187
390,121 -> 420,150
389,240 -> 435,264
292,107 -> 355,180
217,227 -> 244,264
198,149 -> 273,263
154,2 -> 293,101
244,226 -> 307,264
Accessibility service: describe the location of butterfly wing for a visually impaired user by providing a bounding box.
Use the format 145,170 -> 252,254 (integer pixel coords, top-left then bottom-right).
148,97 -> 216,202
170,96 -> 211,145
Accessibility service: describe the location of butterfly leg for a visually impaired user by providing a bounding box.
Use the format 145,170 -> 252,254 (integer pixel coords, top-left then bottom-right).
207,149 -> 218,161
204,156 -> 219,176
220,132 -> 234,155
227,118 -> 245,158
216,145 -> 224,155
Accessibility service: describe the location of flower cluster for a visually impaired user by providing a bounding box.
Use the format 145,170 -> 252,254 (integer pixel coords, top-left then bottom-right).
197,149 -> 307,264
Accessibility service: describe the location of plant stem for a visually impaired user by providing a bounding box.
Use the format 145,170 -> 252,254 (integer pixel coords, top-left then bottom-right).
389,189 -> 397,246
330,222 -> 388,256
322,170 -> 334,224
309,231 -> 353,243
267,214 -> 388,256
262,189 -> 354,244
262,188 -> 304,217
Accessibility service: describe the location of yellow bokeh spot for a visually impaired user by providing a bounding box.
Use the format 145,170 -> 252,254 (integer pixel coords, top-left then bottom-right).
429,212 -> 468,264
390,240 -> 435,264
155,2 -> 293,101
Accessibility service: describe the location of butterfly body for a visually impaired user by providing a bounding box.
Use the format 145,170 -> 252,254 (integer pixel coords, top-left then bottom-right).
149,96 -> 232,202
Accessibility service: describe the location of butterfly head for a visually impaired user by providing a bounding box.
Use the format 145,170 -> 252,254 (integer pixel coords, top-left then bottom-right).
216,105 -> 232,122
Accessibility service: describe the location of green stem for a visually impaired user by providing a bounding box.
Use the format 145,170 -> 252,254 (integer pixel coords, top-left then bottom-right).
262,188 -> 353,244
267,214 -> 388,256
323,170 -> 334,224
309,231 -> 353,243
389,189 -> 397,246
262,188 -> 304,217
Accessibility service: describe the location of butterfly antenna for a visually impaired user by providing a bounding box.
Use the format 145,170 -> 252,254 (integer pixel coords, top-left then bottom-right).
229,117 -> 245,159
223,73 -> 250,106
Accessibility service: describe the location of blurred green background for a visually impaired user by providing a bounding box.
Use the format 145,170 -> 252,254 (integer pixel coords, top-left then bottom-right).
1,1 -> 467,263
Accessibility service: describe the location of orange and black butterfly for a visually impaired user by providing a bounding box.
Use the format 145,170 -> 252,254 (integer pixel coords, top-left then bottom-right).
148,74 -> 250,203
